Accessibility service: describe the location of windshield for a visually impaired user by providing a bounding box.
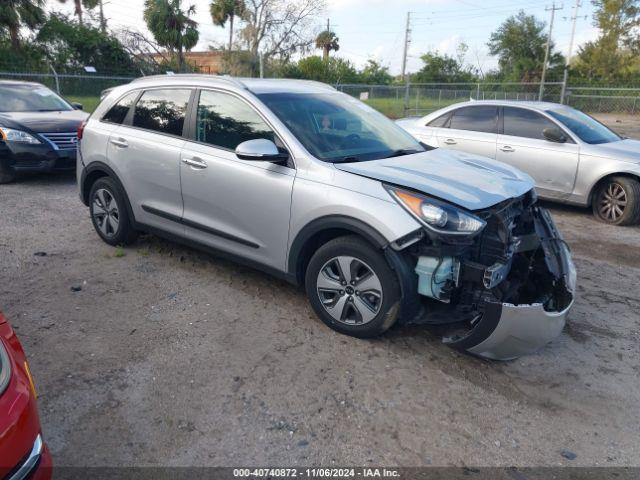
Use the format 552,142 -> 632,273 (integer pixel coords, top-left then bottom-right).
0,84 -> 73,112
257,92 -> 424,162
546,106 -> 621,144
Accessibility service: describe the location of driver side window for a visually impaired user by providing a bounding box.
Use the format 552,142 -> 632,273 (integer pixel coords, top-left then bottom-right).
196,90 -> 276,150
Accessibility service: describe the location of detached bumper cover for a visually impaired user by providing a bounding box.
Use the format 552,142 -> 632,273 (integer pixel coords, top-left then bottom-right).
455,207 -> 576,360
466,301 -> 572,360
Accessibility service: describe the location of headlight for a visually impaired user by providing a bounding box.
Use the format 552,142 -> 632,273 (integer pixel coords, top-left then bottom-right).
0,127 -> 42,144
386,186 -> 487,236
0,340 -> 11,395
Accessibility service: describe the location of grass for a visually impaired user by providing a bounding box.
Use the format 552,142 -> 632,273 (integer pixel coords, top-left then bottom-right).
66,95 -> 101,113
113,246 -> 126,258
63,93 -> 460,119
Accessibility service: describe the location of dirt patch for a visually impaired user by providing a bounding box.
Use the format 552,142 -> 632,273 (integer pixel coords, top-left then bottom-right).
1,171 -> 639,468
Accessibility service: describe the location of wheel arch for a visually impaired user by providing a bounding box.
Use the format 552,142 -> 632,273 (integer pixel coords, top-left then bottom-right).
287,215 -> 390,286
81,162 -> 136,225
588,171 -> 640,205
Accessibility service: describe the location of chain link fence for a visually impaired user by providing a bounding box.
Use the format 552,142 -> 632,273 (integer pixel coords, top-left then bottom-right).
336,82 -> 640,118
2,71 -> 640,118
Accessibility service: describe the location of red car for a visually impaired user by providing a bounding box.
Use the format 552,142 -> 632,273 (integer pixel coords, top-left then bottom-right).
0,311 -> 52,479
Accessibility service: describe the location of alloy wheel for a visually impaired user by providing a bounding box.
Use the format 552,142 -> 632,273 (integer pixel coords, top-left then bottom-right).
316,256 -> 383,325
598,182 -> 627,223
92,188 -> 120,238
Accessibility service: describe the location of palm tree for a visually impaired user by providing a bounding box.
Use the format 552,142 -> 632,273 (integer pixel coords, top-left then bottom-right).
144,0 -> 199,72
0,0 -> 46,49
57,0 -> 99,25
315,30 -> 339,61
210,0 -> 245,52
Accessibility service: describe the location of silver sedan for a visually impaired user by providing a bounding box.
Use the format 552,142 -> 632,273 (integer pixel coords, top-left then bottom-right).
397,100 -> 640,225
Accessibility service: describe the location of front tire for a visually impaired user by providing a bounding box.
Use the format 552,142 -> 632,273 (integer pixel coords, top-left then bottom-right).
0,161 -> 16,184
89,177 -> 137,245
305,236 -> 401,338
592,176 -> 640,226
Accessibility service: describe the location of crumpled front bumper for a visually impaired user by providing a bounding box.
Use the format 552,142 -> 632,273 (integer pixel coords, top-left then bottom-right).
444,207 -> 577,360
465,300 -> 573,360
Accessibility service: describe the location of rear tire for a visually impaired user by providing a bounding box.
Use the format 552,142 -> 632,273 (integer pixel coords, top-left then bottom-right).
592,176 -> 640,226
305,235 -> 401,338
89,177 -> 138,246
0,161 -> 16,184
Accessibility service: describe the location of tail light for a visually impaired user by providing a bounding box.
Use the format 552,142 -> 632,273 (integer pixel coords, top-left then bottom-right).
77,121 -> 87,140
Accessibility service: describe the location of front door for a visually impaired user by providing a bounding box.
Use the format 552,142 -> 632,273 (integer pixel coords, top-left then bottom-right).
496,107 -> 580,199
180,89 -> 295,270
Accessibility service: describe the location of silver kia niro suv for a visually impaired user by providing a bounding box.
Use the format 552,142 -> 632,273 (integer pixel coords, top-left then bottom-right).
77,75 -> 576,360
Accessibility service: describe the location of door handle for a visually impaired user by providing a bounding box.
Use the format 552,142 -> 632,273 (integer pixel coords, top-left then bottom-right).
500,145 -> 515,153
182,156 -> 208,169
443,139 -> 457,145
110,138 -> 128,148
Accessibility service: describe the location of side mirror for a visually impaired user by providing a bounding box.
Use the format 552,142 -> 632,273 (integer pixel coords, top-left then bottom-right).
235,139 -> 287,162
543,127 -> 566,143
71,102 -> 84,111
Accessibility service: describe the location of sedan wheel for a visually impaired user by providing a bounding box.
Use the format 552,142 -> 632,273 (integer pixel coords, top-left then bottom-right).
597,182 -> 627,223
592,176 -> 640,226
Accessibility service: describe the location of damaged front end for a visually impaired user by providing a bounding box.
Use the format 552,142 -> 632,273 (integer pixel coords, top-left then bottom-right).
387,188 -> 576,360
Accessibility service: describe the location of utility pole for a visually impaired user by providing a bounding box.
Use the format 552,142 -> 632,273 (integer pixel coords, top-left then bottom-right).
539,3 -> 562,101
560,0 -> 582,104
401,12 -> 411,83
99,0 -> 106,33
401,12 -> 412,115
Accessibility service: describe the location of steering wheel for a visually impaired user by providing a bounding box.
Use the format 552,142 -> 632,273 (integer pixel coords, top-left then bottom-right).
340,133 -> 361,149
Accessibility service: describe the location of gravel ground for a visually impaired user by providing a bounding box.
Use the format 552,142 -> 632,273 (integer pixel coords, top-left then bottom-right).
1,118 -> 639,468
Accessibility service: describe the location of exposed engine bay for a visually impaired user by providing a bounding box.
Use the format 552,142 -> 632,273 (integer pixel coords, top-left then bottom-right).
391,189 -> 576,359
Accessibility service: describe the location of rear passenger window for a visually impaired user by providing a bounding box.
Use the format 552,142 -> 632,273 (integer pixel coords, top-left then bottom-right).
503,107 -> 558,140
102,91 -> 138,124
428,113 -> 450,128
449,106 -> 497,133
132,89 -> 191,136
195,90 -> 275,150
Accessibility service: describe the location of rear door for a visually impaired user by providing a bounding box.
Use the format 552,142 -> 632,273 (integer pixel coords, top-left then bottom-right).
497,107 -> 580,199
435,105 -> 498,158
106,88 -> 193,235
179,89 -> 295,270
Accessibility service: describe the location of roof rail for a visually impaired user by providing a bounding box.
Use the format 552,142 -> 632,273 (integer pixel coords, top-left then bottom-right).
130,74 -> 248,89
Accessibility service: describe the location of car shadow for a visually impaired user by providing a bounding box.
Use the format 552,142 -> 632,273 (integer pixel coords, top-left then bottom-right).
9,170 -> 77,187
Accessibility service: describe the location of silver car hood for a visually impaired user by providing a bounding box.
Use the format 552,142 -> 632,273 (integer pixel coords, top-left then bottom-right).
582,138 -> 640,162
334,149 -> 534,211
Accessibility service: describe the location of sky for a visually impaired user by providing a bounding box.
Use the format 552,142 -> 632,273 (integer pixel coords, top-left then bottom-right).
46,0 -> 600,75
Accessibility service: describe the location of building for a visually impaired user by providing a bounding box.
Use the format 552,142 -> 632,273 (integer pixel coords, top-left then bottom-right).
148,50 -> 225,74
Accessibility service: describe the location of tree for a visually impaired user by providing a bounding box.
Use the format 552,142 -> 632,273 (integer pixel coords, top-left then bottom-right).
487,10 -> 563,82
279,55 -> 357,83
0,0 -> 45,49
357,59 -> 392,84
412,51 -> 477,83
315,30 -> 338,61
210,0 -> 245,52
574,0 -> 640,83
240,0 -> 325,68
359,59 -> 392,84
37,13 -> 138,74
143,0 -> 199,72
57,0 -> 100,26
